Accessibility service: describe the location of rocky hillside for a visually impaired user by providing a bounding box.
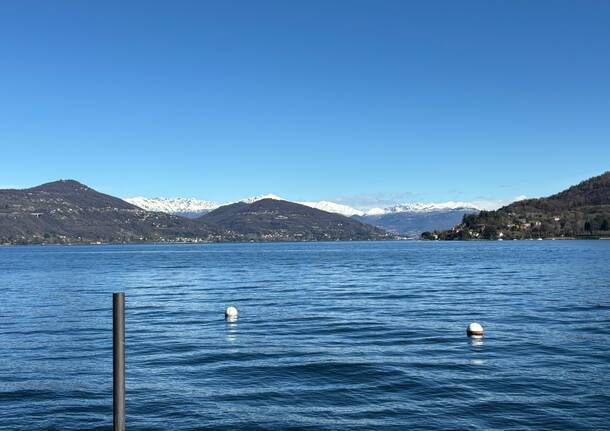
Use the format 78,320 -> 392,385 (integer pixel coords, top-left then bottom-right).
425,172 -> 610,240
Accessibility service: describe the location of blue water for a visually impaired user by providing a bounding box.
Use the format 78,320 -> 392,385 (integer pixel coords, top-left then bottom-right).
1,241 -> 609,430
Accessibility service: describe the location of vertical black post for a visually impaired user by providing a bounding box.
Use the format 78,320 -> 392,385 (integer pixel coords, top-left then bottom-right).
113,292 -> 125,431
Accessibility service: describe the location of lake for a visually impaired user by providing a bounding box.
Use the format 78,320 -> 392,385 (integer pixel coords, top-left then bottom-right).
1,241 -> 609,430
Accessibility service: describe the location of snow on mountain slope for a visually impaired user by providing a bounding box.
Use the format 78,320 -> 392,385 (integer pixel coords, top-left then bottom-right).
125,194 -> 503,219
360,196 -> 528,215
297,201 -> 364,217
239,194 -> 283,204
374,201 -> 481,214
125,194 -> 285,218
125,197 -> 220,216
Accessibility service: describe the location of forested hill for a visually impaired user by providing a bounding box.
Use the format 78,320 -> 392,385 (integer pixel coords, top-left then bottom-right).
198,199 -> 391,241
424,172 -> 610,240
0,180 -> 217,244
0,180 -> 392,244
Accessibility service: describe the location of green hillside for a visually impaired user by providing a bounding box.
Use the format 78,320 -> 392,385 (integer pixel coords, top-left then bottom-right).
423,172 -> 610,240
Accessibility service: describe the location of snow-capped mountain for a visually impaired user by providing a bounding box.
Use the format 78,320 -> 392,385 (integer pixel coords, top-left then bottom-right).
125,192 -> 529,237
126,195 -> 484,218
297,201 -> 364,217
124,194 -> 488,236
368,201 -> 481,215
354,207 -> 480,237
126,194 -> 365,218
348,201 -> 482,237
125,196 -> 220,218
240,194 -> 283,204
125,194 -> 284,218
296,201 -> 481,217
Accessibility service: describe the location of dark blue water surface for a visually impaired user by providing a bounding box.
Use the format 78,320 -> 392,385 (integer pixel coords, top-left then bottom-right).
1,241 -> 609,430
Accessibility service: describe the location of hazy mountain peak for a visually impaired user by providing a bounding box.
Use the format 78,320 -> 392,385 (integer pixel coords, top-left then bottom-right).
297,201 -> 364,217
364,207 -> 386,216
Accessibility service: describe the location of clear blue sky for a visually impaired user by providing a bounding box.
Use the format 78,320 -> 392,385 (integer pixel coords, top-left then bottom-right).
1,1 -> 609,206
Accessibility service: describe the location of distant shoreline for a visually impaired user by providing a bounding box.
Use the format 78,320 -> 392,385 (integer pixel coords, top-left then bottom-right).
0,238 -> 408,247
424,235 -> 610,242
4,237 -> 610,247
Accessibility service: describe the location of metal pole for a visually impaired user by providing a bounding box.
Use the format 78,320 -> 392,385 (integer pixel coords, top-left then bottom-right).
113,292 -> 125,431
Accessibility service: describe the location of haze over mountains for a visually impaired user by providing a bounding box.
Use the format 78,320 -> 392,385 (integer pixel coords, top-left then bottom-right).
354,208 -> 479,238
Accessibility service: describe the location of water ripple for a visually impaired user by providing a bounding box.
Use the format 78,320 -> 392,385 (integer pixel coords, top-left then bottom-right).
1,241 -> 609,430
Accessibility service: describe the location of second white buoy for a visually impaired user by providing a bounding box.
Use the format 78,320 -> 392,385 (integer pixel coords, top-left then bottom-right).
225,305 -> 238,320
466,322 -> 484,338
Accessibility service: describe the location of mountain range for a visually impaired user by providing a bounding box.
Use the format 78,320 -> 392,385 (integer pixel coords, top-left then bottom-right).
125,196 -> 481,236
126,195 -> 482,217
3,174 -> 605,244
0,180 -> 391,245
426,172 -> 610,240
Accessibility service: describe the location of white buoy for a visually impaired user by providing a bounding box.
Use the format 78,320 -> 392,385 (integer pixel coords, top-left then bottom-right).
225,305 -> 238,320
467,322 -> 484,338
